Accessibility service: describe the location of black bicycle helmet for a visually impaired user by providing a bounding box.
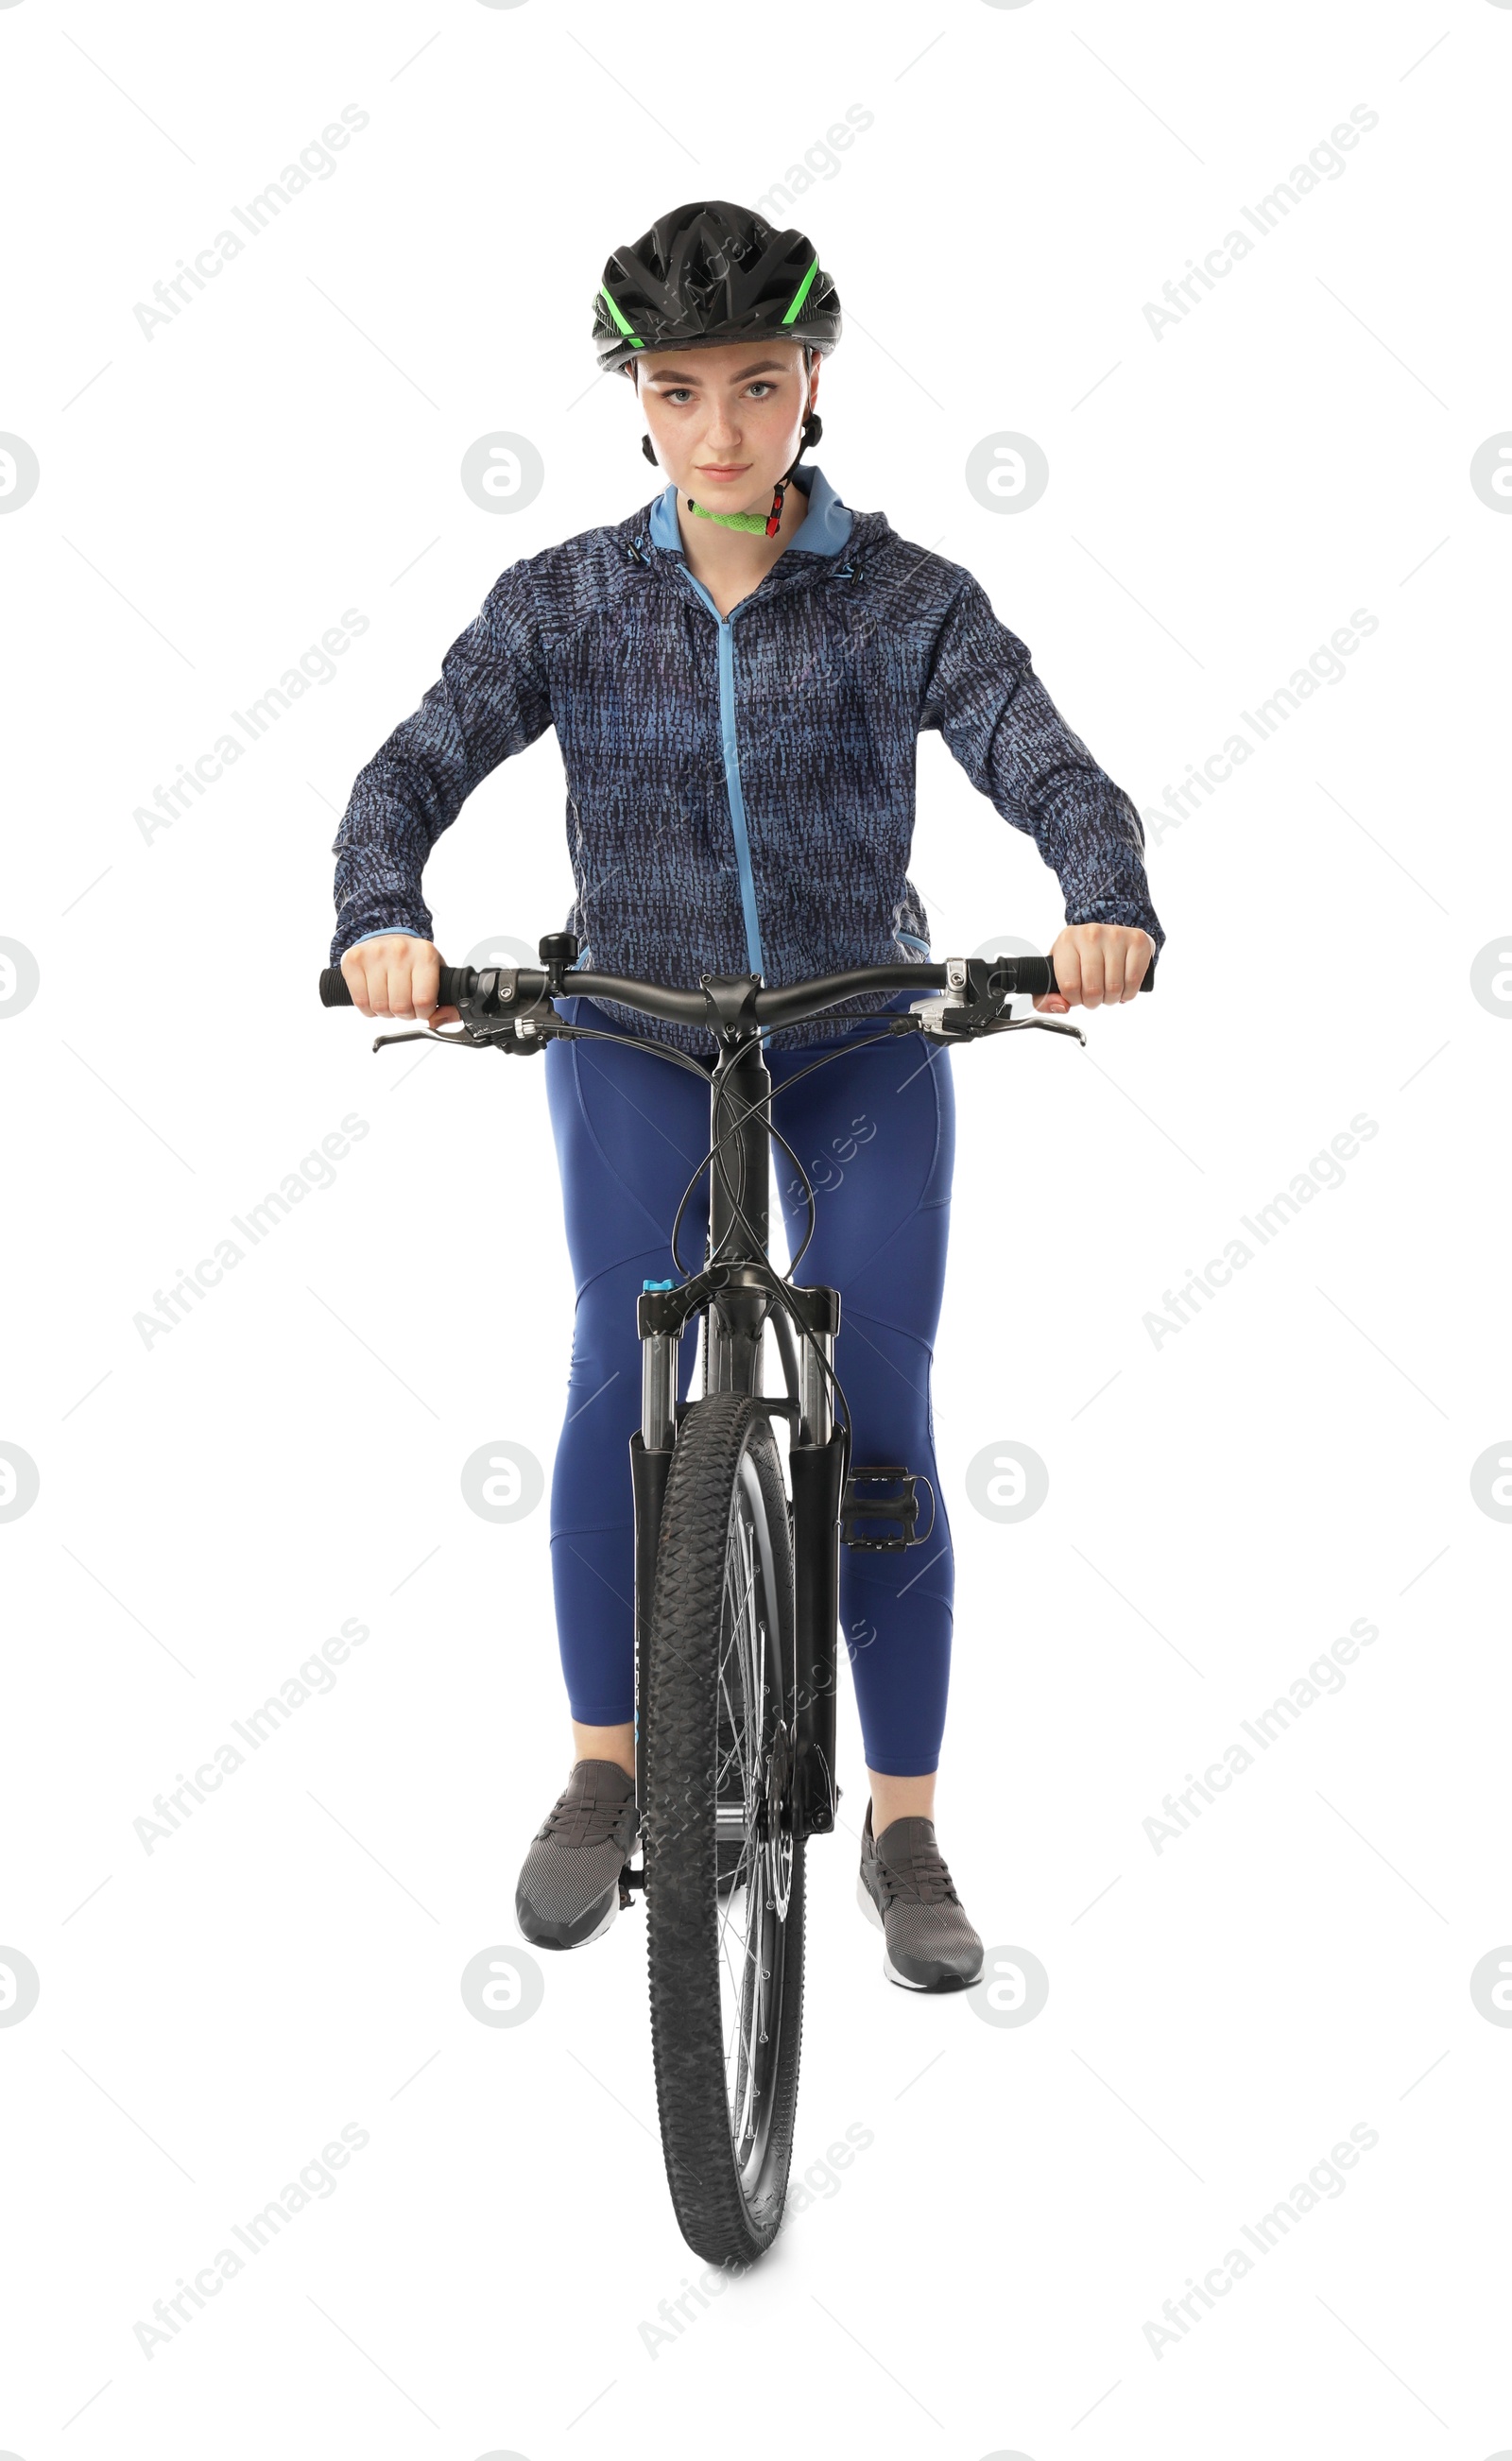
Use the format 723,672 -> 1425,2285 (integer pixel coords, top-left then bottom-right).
593,198 -> 842,376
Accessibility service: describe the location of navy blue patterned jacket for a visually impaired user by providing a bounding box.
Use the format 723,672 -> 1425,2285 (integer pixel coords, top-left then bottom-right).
330,464 -> 1162,1052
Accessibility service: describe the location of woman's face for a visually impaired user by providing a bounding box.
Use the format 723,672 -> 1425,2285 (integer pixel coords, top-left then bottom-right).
635,339 -> 816,511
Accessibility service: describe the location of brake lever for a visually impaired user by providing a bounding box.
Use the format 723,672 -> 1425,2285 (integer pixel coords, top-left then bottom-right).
370,1021 -> 553,1056
370,1024 -> 496,1053
982,1013 -> 1087,1046
910,994 -> 1087,1050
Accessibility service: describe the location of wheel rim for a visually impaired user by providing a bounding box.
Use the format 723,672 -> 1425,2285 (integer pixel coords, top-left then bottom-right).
714,1446 -> 793,2197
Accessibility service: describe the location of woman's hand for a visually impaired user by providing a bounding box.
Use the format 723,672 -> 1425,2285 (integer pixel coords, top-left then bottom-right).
1035,922 -> 1156,1012
339,936 -> 460,1026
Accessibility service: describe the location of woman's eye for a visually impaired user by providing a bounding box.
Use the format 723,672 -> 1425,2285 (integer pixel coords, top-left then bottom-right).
746,383 -> 774,399
665,388 -> 693,404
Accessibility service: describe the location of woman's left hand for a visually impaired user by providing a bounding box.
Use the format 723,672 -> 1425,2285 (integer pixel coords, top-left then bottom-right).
1035,922 -> 1156,1011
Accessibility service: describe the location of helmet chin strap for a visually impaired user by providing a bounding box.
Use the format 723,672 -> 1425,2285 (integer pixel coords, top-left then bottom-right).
685,471 -> 793,538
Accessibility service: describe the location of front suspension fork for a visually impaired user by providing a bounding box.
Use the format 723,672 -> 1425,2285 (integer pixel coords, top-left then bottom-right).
631,1307 -> 681,1812
787,1291 -> 842,1837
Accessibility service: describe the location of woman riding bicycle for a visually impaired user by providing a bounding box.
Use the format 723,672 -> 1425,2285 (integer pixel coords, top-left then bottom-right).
331,200 -> 1163,1993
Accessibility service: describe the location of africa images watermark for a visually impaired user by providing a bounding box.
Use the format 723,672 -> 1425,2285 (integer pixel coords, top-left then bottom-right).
133,2123 -> 371,2358
132,1617 -> 370,1853
1142,1615 -> 1381,1854
132,609 -> 370,848
752,101 -> 875,224
132,1114 -> 370,1349
1142,1110 -> 1379,1350
635,2121 -> 876,2357
1143,104 -> 1380,339
132,105 -> 370,340
1143,2123 -> 1381,2359
1142,606 -> 1380,852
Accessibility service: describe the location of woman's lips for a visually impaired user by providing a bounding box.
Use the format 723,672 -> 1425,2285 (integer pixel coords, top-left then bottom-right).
696,465 -> 749,480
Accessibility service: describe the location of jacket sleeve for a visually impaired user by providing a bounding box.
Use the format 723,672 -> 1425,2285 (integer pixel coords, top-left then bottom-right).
920,573 -> 1163,951
329,560 -> 553,960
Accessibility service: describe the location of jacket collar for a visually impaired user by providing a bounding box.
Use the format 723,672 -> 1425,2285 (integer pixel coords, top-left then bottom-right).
646,462 -> 855,560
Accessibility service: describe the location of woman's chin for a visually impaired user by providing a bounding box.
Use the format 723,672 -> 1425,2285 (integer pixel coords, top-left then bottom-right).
686,481 -> 773,514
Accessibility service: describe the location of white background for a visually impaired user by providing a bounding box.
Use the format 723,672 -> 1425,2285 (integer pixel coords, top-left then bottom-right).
3,0 -> 1509,2452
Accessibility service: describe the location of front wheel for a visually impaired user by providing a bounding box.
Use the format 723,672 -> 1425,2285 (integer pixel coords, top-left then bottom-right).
644,1391 -> 805,2263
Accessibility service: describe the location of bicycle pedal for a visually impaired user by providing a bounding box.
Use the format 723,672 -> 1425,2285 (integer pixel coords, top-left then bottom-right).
841,1466 -> 919,1551
619,1863 -> 646,1909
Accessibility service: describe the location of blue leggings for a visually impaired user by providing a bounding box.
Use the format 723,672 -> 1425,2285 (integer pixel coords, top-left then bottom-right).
542,994 -> 957,1777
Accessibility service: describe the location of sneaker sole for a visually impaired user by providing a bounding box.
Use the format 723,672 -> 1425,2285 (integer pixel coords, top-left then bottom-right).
854,1871 -> 983,1994
515,1887 -> 619,1952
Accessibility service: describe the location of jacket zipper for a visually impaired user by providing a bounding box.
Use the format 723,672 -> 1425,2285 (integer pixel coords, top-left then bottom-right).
679,573 -> 765,979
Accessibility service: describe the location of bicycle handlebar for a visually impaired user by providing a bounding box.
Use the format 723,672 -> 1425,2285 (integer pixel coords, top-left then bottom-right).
318,950 -> 1153,1023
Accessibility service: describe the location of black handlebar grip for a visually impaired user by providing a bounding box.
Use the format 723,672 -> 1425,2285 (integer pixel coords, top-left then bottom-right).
994,953 -> 1156,996
318,963 -> 479,1009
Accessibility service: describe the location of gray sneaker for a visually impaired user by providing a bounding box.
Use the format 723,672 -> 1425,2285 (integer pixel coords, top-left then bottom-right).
857,1799 -> 984,1991
515,1760 -> 639,1951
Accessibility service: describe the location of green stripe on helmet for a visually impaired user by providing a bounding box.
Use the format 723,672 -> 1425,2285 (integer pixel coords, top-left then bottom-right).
781,257 -> 819,326
599,284 -> 644,347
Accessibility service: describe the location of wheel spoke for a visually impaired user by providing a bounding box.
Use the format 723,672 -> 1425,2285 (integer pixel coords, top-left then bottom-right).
713,1469 -> 777,2172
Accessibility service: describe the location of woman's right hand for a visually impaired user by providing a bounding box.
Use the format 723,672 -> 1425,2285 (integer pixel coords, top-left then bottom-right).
339,936 -> 459,1025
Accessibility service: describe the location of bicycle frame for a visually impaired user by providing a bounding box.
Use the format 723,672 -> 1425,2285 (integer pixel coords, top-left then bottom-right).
630,1005 -> 847,1844
329,934 -> 1120,1844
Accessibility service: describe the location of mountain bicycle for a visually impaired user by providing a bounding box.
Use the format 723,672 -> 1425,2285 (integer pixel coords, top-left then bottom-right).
318,934 -> 1151,2263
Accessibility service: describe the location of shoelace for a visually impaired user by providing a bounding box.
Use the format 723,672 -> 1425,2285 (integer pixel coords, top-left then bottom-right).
540,1780 -> 633,1851
874,1836 -> 961,1908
